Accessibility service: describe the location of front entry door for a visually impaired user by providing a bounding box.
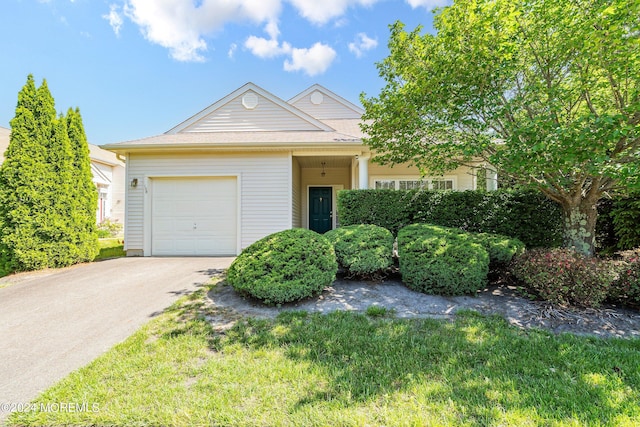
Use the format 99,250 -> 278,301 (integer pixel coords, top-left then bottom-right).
309,187 -> 333,234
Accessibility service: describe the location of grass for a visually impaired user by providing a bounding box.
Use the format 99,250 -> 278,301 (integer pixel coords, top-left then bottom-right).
365,304 -> 394,318
95,238 -> 125,260
8,280 -> 640,427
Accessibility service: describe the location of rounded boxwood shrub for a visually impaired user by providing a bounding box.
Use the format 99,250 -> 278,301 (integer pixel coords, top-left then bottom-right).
227,228 -> 337,305
325,224 -> 393,279
510,248 -> 615,308
398,224 -> 489,295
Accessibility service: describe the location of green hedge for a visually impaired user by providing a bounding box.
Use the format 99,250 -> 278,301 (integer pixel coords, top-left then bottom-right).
397,224 -> 489,295
325,224 -> 393,278
227,229 -> 337,305
337,189 -> 563,248
471,232 -> 526,267
597,194 -> 640,253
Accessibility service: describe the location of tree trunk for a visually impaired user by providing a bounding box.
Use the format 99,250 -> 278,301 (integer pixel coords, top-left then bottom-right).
560,197 -> 599,257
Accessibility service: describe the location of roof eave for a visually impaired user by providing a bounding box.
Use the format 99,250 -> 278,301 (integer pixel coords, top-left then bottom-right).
101,141 -> 366,154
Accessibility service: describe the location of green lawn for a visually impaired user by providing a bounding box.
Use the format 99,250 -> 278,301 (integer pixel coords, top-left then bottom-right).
95,238 -> 125,260
8,280 -> 640,427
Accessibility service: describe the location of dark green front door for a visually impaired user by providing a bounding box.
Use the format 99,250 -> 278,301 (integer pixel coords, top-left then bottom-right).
309,187 -> 332,234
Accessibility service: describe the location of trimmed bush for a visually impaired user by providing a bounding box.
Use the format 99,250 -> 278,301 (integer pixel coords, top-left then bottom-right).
510,249 -> 615,308
336,190 -> 415,235
325,224 -> 393,279
227,229 -> 337,305
337,189 -> 563,248
596,195 -> 640,253
471,232 -> 525,267
609,256 -> 640,309
596,199 -> 618,253
611,195 -> 640,250
398,224 -> 489,295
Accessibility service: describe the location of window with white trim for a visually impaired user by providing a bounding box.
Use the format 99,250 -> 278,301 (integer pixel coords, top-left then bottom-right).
431,179 -> 454,190
399,180 -> 428,190
374,180 -> 396,190
373,178 -> 455,191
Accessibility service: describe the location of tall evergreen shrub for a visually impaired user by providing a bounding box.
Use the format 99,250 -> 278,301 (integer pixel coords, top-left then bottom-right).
0,75 -> 98,274
611,194 -> 640,250
67,108 -> 99,261
337,189 -> 563,248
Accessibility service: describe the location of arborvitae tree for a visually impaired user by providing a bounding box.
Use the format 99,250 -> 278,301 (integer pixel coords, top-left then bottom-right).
66,108 -> 99,261
0,75 -> 98,274
0,75 -> 55,272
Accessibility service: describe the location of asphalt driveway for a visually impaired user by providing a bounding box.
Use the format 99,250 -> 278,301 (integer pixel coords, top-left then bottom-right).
0,257 -> 233,423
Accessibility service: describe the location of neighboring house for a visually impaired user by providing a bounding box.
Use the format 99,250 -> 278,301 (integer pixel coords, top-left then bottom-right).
0,125 -> 125,225
87,144 -> 125,225
103,83 -> 495,257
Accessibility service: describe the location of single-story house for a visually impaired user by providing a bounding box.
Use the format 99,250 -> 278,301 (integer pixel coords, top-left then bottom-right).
103,83 -> 496,257
0,125 -> 125,225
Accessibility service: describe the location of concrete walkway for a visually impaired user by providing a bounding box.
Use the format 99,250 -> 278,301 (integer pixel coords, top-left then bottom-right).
0,257 -> 233,424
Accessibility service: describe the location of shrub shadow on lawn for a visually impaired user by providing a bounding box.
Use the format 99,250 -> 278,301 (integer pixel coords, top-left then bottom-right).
208,277 -> 640,339
219,310 -> 640,425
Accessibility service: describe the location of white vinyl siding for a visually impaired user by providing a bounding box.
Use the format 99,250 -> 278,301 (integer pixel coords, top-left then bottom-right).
290,92 -> 362,120
126,152 -> 291,255
182,92 -> 322,133
292,158 -> 302,228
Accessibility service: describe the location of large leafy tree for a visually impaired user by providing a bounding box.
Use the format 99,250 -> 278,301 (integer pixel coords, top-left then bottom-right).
0,75 -> 98,273
361,0 -> 640,255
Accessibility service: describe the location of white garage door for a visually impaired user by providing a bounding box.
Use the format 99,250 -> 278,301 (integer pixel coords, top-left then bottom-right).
151,177 -> 237,256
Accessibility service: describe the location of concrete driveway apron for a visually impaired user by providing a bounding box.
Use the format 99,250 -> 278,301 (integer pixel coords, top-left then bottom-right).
0,256 -> 233,423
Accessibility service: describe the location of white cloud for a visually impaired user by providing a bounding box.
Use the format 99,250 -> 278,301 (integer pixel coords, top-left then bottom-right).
245,36 -> 293,58
244,22 -> 333,75
287,0 -> 379,25
284,42 -> 337,76
228,43 -> 238,59
121,0 -> 281,62
244,21 -> 292,58
405,0 -> 450,9
264,20 -> 280,40
108,0 -> 381,72
348,32 -> 377,57
103,4 -> 124,36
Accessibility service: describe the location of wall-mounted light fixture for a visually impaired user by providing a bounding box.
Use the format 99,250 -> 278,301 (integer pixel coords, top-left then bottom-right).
130,178 -> 138,188
321,161 -> 326,177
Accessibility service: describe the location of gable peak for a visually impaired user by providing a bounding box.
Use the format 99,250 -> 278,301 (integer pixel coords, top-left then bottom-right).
288,84 -> 363,120
166,82 -> 334,134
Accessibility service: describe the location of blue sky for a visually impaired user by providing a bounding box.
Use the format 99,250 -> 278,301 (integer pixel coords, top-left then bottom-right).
0,0 -> 446,146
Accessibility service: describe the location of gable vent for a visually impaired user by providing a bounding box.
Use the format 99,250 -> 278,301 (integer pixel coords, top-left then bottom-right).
242,92 -> 259,110
310,91 -> 324,105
